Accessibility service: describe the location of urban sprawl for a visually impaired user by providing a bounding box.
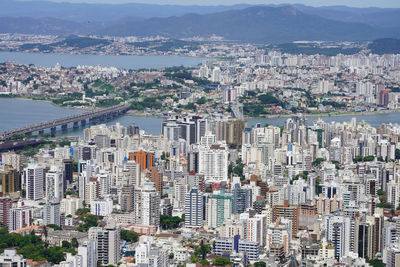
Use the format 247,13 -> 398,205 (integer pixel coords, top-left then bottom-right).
1,35 -> 400,267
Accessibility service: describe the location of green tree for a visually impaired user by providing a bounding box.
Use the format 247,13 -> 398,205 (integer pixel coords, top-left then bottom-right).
46,224 -> 61,230
312,158 -> 325,166
159,215 -> 184,230
197,97 -> 206,105
254,262 -> 267,267
71,238 -> 79,248
200,259 -> 210,265
367,259 -> 385,267
214,257 -> 231,266
120,230 -> 139,243
190,255 -> 199,263
194,241 -> 211,260
62,241 -> 71,249
396,149 -> 400,160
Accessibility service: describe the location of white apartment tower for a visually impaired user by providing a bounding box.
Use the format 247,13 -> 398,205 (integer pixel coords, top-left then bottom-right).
88,223 -> 120,266
134,181 -> 160,226
46,165 -> 63,203
199,144 -> 229,183
24,163 -> 43,201
185,188 -> 204,227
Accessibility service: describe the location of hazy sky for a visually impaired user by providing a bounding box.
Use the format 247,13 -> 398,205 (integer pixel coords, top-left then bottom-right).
36,0 -> 400,8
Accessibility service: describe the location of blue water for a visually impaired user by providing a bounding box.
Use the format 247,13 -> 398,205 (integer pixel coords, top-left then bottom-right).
1,98 -> 400,137
246,112 -> 400,128
0,52 -> 206,69
0,98 -> 163,135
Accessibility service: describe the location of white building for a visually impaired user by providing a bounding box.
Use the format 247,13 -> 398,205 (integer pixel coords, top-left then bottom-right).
185,188 -> 204,228
0,249 -> 26,267
24,163 -> 43,201
46,165 -> 64,203
61,196 -> 84,216
88,223 -> 120,266
135,237 -> 168,267
8,206 -> 33,231
199,144 -> 229,183
324,215 -> 354,259
78,240 -> 97,267
90,198 -> 113,216
134,181 -> 160,226
44,202 -> 61,226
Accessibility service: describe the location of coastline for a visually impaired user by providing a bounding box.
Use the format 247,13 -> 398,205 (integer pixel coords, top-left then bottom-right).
245,109 -> 400,120
4,96 -> 400,122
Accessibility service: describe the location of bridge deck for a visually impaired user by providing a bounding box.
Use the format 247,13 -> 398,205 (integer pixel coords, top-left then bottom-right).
0,103 -> 130,139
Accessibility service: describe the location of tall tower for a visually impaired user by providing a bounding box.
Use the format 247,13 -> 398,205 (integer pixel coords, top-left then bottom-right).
45,166 -> 63,203
134,181 -> 160,226
0,165 -> 20,196
88,223 -> 120,265
24,163 -> 43,201
185,188 -> 204,228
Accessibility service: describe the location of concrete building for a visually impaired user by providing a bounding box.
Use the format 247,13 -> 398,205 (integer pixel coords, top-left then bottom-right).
134,181 -> 160,226
24,162 -> 43,201
0,249 -> 26,267
185,188 -> 204,228
88,223 -> 120,265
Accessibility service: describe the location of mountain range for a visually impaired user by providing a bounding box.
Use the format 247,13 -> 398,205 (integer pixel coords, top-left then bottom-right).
0,0 -> 399,43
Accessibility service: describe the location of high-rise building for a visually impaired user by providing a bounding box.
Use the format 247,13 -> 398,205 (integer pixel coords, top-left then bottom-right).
206,190 -> 232,228
1,152 -> 21,172
0,197 -> 12,226
386,245 -> 400,267
134,181 -> 160,226
148,166 -> 163,193
88,223 -> 120,266
273,201 -> 299,239
124,160 -> 141,187
24,163 -> 43,201
84,178 -> 100,204
185,188 -> 204,228
43,202 -> 61,226
120,185 -> 134,212
45,166 -> 63,203
232,183 -> 252,214
129,150 -> 153,172
246,214 -> 267,247
63,159 -> 74,187
324,215 -> 354,259
0,165 -> 20,197
199,144 -> 229,183
8,206 -> 33,231
266,218 -> 292,257
225,119 -> 246,145
77,240 -> 97,267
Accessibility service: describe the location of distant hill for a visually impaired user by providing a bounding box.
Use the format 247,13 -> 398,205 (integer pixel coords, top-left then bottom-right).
1,0 -> 400,29
0,17 -> 92,35
97,6 -> 398,43
0,0 -> 251,22
294,5 -> 400,28
368,38 -> 400,54
0,6 -> 399,43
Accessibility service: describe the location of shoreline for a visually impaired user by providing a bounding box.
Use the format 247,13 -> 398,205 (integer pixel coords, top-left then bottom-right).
3,96 -> 400,122
245,109 -> 400,120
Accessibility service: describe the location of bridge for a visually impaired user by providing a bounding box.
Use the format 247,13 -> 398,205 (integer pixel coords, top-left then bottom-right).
0,103 -> 130,140
231,103 -> 244,121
